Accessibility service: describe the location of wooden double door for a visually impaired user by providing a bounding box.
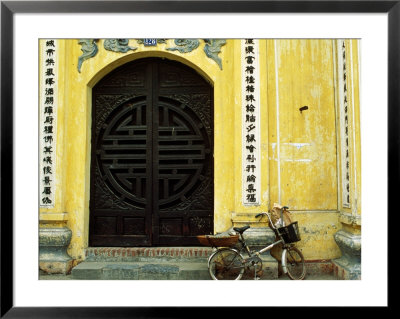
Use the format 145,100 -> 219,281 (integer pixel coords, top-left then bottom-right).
89,58 -> 214,247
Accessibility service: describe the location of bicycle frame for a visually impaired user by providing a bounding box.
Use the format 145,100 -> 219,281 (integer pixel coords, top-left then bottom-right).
237,233 -> 292,274
207,209 -> 305,280
234,211 -> 294,275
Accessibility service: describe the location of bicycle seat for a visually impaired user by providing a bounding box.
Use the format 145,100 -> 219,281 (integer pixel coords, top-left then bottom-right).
233,225 -> 250,234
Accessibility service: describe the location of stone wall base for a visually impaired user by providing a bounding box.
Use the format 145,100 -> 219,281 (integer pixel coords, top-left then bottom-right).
40,260 -> 74,275
39,227 -> 73,275
332,258 -> 361,280
333,229 -> 361,280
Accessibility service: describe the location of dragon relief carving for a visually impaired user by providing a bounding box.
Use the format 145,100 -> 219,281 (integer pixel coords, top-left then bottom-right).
104,39 -> 137,53
77,39 -> 99,73
167,39 -> 200,53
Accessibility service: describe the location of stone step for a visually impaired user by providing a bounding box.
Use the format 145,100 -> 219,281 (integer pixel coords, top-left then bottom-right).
71,256 -> 279,280
71,261 -> 211,280
84,247 -> 214,262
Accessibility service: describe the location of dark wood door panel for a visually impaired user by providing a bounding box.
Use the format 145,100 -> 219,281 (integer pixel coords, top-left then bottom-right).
90,58 -> 213,247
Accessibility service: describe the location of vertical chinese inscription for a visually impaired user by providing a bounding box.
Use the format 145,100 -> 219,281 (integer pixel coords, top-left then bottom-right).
338,40 -> 351,208
39,39 -> 58,207
242,39 -> 261,206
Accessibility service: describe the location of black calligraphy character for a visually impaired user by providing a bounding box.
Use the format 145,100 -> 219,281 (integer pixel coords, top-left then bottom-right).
246,165 -> 256,173
43,135 -> 53,144
246,145 -> 256,153
45,78 -> 55,86
42,187 -> 52,195
246,124 -> 256,132
245,66 -> 255,74
43,156 -> 52,164
43,176 -> 52,185
46,59 -> 55,66
44,116 -> 54,124
246,134 -> 256,143
45,97 -> 54,105
245,46 -> 254,54
245,76 -> 255,84
246,194 -> 256,203
246,114 -> 256,123
246,104 -> 255,113
246,154 -> 256,162
246,85 -> 255,93
45,88 -> 54,96
43,166 -> 52,174
246,174 -> 256,183
44,126 -> 53,134
46,68 -> 55,76
44,106 -> 53,114
245,56 -> 255,64
42,197 -> 52,204
46,48 -> 55,56
44,146 -> 53,154
245,95 -> 255,102
46,40 -> 55,47
245,39 -> 255,45
246,184 -> 256,193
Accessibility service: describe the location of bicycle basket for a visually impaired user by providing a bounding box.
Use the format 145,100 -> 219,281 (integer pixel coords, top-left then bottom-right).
277,221 -> 301,243
197,234 -> 239,247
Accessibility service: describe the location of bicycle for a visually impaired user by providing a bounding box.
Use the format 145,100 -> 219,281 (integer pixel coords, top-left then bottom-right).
206,207 -> 306,280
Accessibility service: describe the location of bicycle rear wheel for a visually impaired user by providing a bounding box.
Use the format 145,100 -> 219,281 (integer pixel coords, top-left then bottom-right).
208,248 -> 245,280
285,246 -> 306,280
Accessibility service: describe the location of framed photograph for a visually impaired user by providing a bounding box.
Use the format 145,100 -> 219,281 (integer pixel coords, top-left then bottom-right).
1,0 -> 393,316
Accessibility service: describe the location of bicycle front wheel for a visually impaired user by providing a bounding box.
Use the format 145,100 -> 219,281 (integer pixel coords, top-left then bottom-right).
208,248 -> 245,280
285,246 -> 306,280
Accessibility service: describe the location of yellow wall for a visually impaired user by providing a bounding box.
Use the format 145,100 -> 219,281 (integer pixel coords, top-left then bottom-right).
39,39 -> 361,262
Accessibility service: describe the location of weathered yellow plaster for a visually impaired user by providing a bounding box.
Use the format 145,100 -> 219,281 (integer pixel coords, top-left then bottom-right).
39,39 -> 361,262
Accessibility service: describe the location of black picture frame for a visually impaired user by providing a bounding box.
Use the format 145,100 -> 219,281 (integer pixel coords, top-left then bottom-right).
1,0 -> 394,317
